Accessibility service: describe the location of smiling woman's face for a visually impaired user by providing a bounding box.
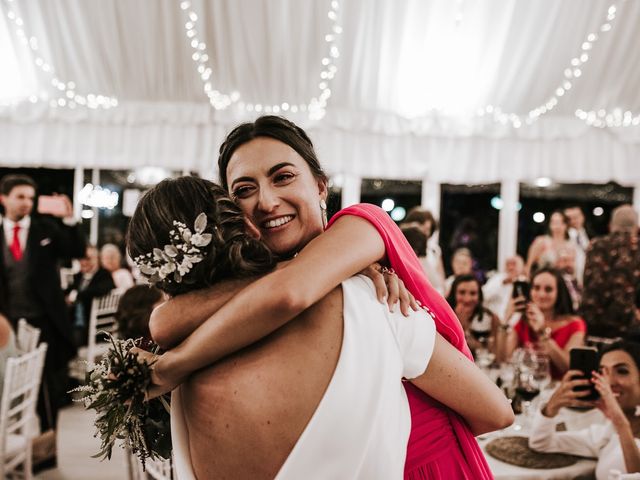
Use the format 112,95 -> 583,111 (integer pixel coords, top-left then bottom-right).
226,137 -> 328,257
600,350 -> 640,411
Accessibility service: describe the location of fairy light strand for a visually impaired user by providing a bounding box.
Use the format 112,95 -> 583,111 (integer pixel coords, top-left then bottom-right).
179,0 -> 341,120
477,0 -> 624,129
0,0 -> 118,109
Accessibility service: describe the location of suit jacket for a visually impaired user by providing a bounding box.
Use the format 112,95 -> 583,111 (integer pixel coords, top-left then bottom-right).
0,216 -> 86,367
68,268 -> 116,325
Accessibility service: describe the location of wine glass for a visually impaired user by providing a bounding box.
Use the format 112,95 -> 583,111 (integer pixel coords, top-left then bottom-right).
516,370 -> 541,428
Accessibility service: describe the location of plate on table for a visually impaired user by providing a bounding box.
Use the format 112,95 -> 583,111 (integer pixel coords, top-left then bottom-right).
486,436 -> 583,469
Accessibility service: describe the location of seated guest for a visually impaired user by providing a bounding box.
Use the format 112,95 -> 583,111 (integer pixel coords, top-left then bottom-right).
499,267 -> 586,378
482,255 -> 525,320
530,341 -> 640,479
401,225 -> 445,295
66,245 -> 115,346
115,285 -> 163,348
445,247 -> 475,296
0,313 -> 18,399
447,274 -> 500,357
99,243 -> 134,290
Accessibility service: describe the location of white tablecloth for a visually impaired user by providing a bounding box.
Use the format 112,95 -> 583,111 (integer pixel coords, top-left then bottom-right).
480,408 -> 604,480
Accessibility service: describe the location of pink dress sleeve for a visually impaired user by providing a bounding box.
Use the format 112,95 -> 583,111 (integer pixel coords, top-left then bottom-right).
328,203 -> 472,360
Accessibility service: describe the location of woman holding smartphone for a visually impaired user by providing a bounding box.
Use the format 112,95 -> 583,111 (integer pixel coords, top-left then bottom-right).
498,267 -> 586,377
530,341 -> 640,479
147,116 -> 503,478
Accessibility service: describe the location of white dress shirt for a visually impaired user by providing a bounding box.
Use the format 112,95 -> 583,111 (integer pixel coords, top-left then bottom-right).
2,216 -> 31,252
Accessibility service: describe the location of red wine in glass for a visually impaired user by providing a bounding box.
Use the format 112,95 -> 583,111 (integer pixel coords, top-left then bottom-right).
516,386 -> 540,402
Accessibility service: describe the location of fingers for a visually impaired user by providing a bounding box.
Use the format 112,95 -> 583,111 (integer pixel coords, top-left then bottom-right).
395,277 -> 418,316
383,268 -> 400,312
360,264 -> 388,304
370,268 -> 388,305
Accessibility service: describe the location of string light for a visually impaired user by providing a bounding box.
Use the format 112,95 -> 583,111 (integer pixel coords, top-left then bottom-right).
476,0 -> 624,128
179,0 -> 341,120
0,0 -> 117,109
575,108 -> 640,128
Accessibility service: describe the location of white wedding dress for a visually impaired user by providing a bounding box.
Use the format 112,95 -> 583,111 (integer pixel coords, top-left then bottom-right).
171,275 -> 437,479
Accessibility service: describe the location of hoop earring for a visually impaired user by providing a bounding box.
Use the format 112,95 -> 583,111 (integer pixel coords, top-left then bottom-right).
320,199 -> 328,229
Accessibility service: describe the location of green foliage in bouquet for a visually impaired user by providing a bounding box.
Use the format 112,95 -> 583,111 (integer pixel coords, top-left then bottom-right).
72,334 -> 171,469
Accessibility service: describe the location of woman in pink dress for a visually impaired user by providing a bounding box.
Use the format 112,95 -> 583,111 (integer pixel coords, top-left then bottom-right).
149,116 -> 509,478
501,267 -> 586,379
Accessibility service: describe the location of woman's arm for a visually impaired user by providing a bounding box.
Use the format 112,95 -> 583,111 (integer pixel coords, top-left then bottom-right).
153,216 -> 387,387
539,330 -> 584,374
150,278 -> 252,348
410,333 -> 514,436
525,236 -> 544,277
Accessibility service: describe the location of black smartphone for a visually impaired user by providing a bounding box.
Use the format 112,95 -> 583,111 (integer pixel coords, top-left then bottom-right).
512,280 -> 530,301
569,347 -> 600,401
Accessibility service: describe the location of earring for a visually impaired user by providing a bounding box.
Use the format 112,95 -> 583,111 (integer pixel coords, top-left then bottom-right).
320,199 -> 328,229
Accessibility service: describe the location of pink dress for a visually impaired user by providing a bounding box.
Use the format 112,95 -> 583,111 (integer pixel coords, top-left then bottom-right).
328,204 -> 493,479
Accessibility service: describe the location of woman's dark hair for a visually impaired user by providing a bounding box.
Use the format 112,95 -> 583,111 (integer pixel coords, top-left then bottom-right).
405,207 -> 438,237
548,210 -> 570,240
400,225 -> 427,257
127,176 -> 276,296
601,341 -> 640,371
447,274 -> 487,322
115,285 -> 163,340
217,115 -> 328,191
531,267 -> 575,316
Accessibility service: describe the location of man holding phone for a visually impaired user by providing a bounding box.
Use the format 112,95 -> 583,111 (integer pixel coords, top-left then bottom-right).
0,174 -> 86,471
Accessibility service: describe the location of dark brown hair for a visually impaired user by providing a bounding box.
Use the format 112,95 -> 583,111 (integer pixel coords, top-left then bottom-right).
0,174 -> 36,195
405,207 -> 438,237
218,116 -> 328,191
531,267 -> 575,316
127,176 -> 276,296
115,285 -> 163,340
401,225 -> 427,257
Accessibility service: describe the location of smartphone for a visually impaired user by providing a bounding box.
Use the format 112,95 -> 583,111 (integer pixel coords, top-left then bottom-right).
569,347 -> 600,401
37,195 -> 69,217
512,280 -> 530,301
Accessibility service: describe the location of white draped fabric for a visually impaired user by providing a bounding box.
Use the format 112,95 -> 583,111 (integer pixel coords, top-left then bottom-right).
1,0 -> 639,182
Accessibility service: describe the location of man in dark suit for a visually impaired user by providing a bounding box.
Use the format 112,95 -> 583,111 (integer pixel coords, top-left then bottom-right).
66,244 -> 115,346
0,174 -> 86,464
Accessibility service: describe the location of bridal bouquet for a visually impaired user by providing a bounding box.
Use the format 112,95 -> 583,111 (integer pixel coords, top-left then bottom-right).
72,334 -> 171,468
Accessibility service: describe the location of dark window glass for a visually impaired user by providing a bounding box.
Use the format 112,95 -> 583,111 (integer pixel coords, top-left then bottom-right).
517,182 -> 633,258
440,183 -> 500,276
360,179 -> 422,224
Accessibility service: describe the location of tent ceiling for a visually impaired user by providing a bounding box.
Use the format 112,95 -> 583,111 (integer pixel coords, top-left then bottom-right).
1,0 -> 639,183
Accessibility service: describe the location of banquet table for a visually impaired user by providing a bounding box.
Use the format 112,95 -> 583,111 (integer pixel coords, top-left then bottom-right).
479,407 -> 604,480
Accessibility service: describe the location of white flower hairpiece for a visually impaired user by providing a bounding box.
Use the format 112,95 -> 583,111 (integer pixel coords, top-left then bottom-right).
134,213 -> 213,285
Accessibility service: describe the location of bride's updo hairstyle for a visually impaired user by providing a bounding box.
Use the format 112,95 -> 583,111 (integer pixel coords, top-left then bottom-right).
127,176 -> 276,296
217,115 -> 328,191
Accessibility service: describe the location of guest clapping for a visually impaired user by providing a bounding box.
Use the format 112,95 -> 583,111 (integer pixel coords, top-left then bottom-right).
530,342 -> 640,479
500,267 -> 586,378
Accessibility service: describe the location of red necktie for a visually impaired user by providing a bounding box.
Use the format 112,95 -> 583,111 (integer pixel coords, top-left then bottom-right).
10,225 -> 23,261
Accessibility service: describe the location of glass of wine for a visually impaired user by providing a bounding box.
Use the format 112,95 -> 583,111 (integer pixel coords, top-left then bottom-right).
516,371 -> 541,427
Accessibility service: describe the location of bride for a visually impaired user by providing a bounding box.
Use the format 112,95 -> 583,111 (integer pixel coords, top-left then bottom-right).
127,176 -> 512,479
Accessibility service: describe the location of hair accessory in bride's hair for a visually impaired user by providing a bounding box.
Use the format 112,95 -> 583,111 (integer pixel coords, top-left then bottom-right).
133,212 -> 213,285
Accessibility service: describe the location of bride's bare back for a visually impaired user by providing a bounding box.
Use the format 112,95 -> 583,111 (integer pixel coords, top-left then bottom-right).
181,286 -> 343,479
